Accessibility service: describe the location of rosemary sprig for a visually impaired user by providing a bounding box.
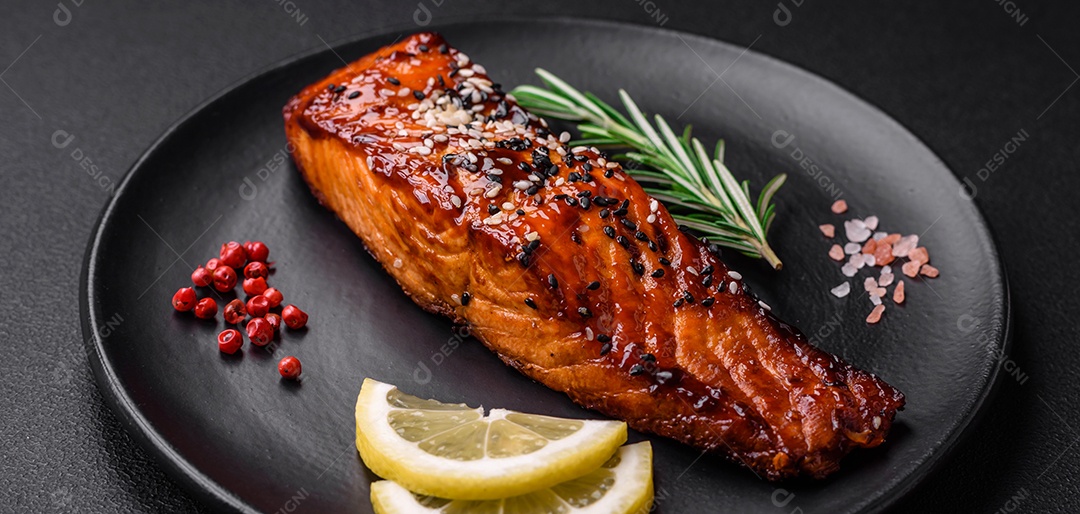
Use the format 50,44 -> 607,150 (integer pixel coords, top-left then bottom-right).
511,69 -> 787,270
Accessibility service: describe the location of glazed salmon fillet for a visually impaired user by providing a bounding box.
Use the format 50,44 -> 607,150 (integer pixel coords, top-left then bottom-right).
283,32 -> 904,480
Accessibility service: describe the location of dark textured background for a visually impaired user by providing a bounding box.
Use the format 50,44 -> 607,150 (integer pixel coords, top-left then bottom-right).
1,1 -> 1076,512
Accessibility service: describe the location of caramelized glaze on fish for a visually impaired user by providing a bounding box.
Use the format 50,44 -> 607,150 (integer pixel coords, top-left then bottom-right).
283,32 -> 904,480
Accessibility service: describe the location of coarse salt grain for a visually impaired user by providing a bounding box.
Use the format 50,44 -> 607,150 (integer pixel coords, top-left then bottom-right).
829,244 -> 845,261
893,280 -> 905,304
841,263 -> 858,277
866,304 -> 885,324
831,200 -> 848,214
831,282 -> 851,298
864,216 -> 879,230
864,277 -> 878,291
845,220 -> 872,243
870,293 -> 882,306
819,224 -> 835,238
919,264 -> 940,278
844,242 -> 862,255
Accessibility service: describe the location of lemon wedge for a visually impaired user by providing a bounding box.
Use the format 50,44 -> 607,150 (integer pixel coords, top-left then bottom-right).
370,442 -> 654,514
355,378 -> 628,500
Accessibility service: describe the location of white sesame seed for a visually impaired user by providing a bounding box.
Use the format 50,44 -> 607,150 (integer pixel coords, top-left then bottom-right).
485,185 -> 501,198
606,162 -> 619,169
585,327 -> 594,340
424,139 -> 434,148
450,195 -> 462,208
525,231 -> 539,241
414,146 -> 432,156
646,214 -> 656,224
393,258 -> 403,268
759,301 -> 771,311
728,281 -> 738,294
398,88 -> 410,97
513,180 -> 532,190
501,202 -> 514,210
559,131 -> 571,143
727,271 -> 742,280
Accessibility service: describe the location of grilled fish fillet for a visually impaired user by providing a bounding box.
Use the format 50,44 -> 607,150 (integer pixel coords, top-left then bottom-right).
284,32 -> 904,480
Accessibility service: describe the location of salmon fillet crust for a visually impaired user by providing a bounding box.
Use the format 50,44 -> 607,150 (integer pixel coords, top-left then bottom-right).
283,32 -> 904,480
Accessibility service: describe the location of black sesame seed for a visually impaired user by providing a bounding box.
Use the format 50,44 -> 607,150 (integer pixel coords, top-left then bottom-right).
413,90 -> 426,100
708,244 -> 723,256
486,173 -> 502,183
600,342 -> 612,355
526,185 -> 540,195
683,291 -> 695,304
568,172 -> 582,182
547,165 -> 559,177
659,257 -> 671,266
517,252 -> 530,267
647,241 -> 658,252
702,297 -> 715,307
578,306 -> 593,318
616,235 -> 630,248
348,91 -> 360,99
599,209 -> 610,219
651,269 -> 665,278
604,169 -> 614,178
702,275 -> 713,287
516,209 -> 526,216
548,274 -> 559,288
518,162 -> 531,172
673,298 -> 684,307
583,174 -> 594,183
567,197 -> 579,207
418,44 -> 429,52
327,83 -> 336,90
334,85 -> 346,93
524,298 -> 538,309
580,197 -> 591,209
526,239 -> 541,252
635,231 -> 648,241
629,364 -> 646,376
571,231 -> 582,244
631,261 -> 645,275
587,281 -> 601,290
641,353 -> 656,363
701,265 -> 714,275
461,292 -> 471,305
488,204 -> 499,215
438,44 -> 448,54
620,219 -> 637,230
582,163 -> 593,172
597,334 -> 611,343
603,226 -> 616,238
576,190 -> 591,198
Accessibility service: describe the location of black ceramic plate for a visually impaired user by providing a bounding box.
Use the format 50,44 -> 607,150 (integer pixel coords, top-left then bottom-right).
82,18 -> 1009,514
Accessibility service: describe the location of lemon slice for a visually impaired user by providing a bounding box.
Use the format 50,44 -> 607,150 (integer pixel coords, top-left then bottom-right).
370,442 -> 654,514
355,378 -> 628,500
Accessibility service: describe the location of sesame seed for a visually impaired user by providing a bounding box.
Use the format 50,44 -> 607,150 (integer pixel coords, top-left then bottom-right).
599,209 -> 610,219
587,281 -> 601,290
600,342 -> 612,355
525,231 -> 539,241
673,298 -> 684,307
659,257 -> 671,266
603,226 -> 616,238
641,353 -> 656,362
683,291 -> 695,303
524,298 -> 537,309
348,91 -> 360,99
597,334 -> 611,343
629,364 -> 645,376
449,195 -> 462,208
461,292 -> 471,305
727,271 -> 742,280
578,307 -> 593,318
651,269 -> 664,278
616,235 -> 630,248
702,297 -> 715,307
548,274 -> 559,288
559,131 -> 571,143
728,281 -> 738,294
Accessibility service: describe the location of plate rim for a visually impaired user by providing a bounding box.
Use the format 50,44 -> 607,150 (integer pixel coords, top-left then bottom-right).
80,15 -> 1013,514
